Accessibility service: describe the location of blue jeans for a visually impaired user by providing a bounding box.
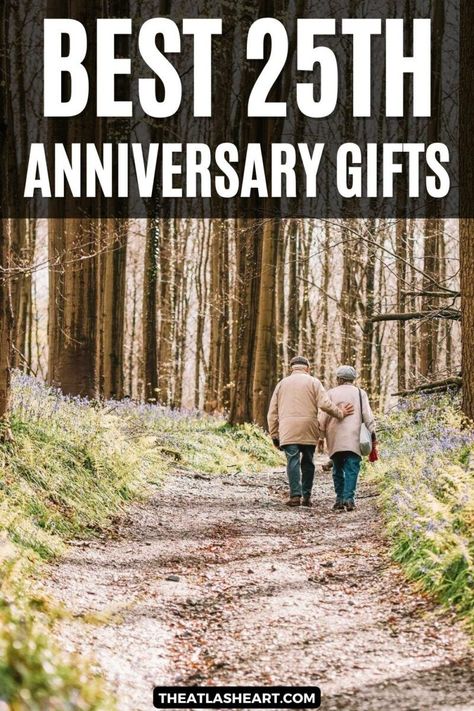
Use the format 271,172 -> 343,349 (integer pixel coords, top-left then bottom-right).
282,445 -> 315,498
331,451 -> 362,503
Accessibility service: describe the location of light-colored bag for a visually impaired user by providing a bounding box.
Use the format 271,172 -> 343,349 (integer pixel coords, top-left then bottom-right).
358,389 -> 372,457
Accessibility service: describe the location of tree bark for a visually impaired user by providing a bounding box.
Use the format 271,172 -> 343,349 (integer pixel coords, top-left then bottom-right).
419,219 -> 442,376
340,221 -> 359,365
0,222 -> 13,437
460,222 -> 474,419
460,0 -> 474,419
101,220 -> 127,399
319,221 -> 331,382
55,219 -> 99,397
419,0 -> 444,379
286,220 -> 299,360
229,220 -> 262,424
47,0 -> 70,387
396,219 -> 407,390
157,219 -> 174,405
0,5 -> 13,437
99,0 -> 130,400
205,220 -> 226,412
361,221 -> 377,396
252,220 -> 279,427
142,218 -> 159,401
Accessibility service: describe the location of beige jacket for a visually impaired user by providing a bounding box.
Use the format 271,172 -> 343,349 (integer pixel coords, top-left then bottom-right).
267,366 -> 344,446
318,383 -> 376,457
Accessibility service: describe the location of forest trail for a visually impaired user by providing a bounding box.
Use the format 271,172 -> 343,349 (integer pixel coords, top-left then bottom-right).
44,464 -> 474,711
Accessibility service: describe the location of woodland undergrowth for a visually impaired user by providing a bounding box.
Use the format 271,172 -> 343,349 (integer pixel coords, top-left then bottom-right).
369,394 -> 474,630
0,373 -> 279,710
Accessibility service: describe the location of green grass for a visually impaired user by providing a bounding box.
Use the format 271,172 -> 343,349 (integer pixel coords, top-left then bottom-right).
0,374 -> 280,709
368,395 -> 474,630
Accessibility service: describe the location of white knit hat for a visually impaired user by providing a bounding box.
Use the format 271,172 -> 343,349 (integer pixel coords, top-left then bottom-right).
336,365 -> 357,381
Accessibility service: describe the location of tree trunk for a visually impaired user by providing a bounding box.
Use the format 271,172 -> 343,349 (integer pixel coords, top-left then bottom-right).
252,220 -> 279,427
194,220 -> 210,410
460,222 -> 474,419
373,247 -> 386,411
142,218 -> 159,402
102,220 -> 127,399
55,219 -> 99,397
0,222 -> 13,437
10,219 -> 33,371
205,220 -> 225,412
287,220 -> 299,360
229,220 -> 262,424
127,250 -> 139,398
319,221 -> 331,382
48,1 -> 100,398
157,219 -> 174,405
460,0 -> 474,419
46,0 -> 69,387
220,221 -> 232,410
300,222 -> 313,356
419,0 -> 444,379
276,225 -> 286,379
361,221 -> 377,396
9,4 -> 33,373
340,222 -> 359,365
419,219 -> 441,377
407,220 -> 418,385
396,219 -> 407,390
0,5 -> 13,437
228,2 -> 266,425
99,0 -> 130,400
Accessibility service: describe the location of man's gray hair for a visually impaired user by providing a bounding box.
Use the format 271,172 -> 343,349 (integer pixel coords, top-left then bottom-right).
336,365 -> 357,381
290,355 -> 310,368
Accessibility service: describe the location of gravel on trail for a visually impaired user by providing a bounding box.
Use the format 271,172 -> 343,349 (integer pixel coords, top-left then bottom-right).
44,464 -> 474,711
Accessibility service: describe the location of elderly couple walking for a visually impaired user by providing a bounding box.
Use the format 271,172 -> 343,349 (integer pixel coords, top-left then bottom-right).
267,356 -> 376,511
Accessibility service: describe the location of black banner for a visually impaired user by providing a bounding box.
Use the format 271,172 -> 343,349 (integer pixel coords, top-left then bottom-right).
0,0 -> 463,218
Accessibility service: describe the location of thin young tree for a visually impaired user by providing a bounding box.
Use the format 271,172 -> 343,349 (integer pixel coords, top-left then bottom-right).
0,222 -> 12,438
141,0 -> 172,403
143,217 -> 159,401
0,2 -> 13,439
361,220 -> 378,397
419,0 -> 444,379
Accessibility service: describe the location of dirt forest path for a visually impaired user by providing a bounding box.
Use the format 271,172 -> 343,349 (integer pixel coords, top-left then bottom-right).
45,464 -> 474,711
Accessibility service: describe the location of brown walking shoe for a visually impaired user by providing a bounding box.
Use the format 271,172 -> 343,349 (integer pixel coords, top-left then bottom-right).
301,497 -> 312,507
285,496 -> 301,507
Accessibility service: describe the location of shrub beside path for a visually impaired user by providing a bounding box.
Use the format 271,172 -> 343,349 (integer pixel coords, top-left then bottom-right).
44,465 -> 474,711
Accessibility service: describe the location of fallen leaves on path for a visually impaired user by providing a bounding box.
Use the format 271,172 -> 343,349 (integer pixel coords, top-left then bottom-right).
44,468 -> 474,711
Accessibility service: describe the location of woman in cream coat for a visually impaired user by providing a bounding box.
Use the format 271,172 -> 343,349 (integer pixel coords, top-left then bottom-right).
318,366 -> 376,511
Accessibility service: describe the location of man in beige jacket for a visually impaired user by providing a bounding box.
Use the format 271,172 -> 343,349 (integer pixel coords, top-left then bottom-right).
267,356 -> 354,507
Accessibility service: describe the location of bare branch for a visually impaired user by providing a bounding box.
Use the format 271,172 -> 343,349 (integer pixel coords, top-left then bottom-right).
371,309 -> 461,323
393,377 -> 462,397
402,290 -> 460,299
